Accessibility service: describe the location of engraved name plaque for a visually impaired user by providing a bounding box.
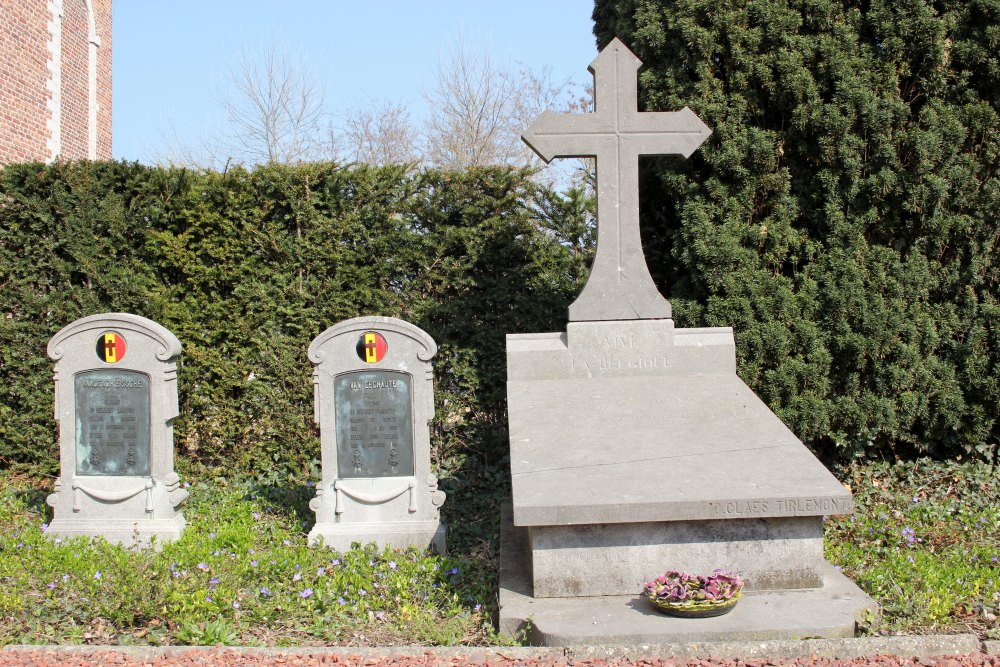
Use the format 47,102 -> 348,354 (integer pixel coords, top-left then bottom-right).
335,370 -> 413,478
75,369 -> 151,476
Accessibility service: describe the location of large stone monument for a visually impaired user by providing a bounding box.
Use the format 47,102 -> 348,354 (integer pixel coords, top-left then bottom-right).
500,38 -> 875,644
46,313 -> 188,547
307,316 -> 446,552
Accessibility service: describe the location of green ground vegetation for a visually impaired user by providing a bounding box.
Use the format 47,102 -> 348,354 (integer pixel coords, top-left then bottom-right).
0,465 -> 506,647
0,458 -> 996,646
827,458 -> 1000,637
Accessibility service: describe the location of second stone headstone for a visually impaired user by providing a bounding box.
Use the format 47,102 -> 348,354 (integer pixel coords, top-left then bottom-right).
307,316 -> 446,551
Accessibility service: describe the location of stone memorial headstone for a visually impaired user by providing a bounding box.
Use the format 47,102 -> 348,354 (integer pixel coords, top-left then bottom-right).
500,38 -> 875,644
46,313 -> 188,547
307,316 -> 446,551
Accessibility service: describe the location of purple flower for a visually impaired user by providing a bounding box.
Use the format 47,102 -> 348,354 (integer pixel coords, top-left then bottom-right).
389,561 -> 397,571
61,574 -> 69,583
205,596 -> 212,602
282,539 -> 290,546
197,562 -> 209,571
300,588 -> 313,599
293,572 -> 301,582
448,567 -> 459,575
93,571 -> 102,580
250,560 -> 258,568
209,533 -> 216,539
233,601 -> 240,609
40,523 -> 48,532
331,559 -> 341,566
209,577 -> 220,589
47,581 -> 56,590
183,481 -> 190,488
338,596 -> 346,604
317,567 -> 326,576
260,586 -> 272,597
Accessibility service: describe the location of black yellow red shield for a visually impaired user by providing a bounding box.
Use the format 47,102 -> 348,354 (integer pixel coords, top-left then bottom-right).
356,332 -> 388,363
96,331 -> 127,363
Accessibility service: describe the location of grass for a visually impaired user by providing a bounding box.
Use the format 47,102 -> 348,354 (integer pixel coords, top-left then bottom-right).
826,458 -> 1000,638
0,470 -> 506,647
0,457 -> 997,646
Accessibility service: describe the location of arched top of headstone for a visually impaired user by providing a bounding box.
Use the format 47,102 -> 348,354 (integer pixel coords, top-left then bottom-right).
48,313 -> 182,363
309,316 -> 437,366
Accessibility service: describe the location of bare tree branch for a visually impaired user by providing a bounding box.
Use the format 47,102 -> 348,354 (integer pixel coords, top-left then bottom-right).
420,35 -> 572,170
215,42 -> 329,165
341,98 -> 419,166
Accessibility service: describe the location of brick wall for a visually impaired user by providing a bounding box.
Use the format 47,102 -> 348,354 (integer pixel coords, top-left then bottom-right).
0,0 -> 112,164
60,0 -> 88,158
0,2 -> 52,163
94,0 -> 111,159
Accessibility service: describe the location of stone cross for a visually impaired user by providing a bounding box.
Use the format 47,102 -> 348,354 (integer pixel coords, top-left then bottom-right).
522,38 -> 711,322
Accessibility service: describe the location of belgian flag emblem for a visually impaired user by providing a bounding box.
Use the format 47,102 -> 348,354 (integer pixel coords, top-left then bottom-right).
356,332 -> 388,363
96,331 -> 127,363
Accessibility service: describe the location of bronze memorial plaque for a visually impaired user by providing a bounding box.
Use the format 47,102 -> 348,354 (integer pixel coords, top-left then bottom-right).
335,370 -> 413,478
75,370 -> 151,475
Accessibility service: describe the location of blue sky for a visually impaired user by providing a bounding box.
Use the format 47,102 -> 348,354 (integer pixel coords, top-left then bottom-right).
111,1 -> 597,164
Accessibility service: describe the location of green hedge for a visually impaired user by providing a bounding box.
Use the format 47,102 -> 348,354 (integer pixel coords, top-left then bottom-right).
0,161 -> 592,476
593,0 -> 999,461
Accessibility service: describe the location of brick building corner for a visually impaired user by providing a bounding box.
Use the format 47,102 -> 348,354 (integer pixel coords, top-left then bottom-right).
0,0 -> 112,164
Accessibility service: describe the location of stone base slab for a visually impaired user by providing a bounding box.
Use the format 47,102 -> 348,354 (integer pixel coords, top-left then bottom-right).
529,516 -> 824,596
308,520 -> 446,553
46,515 -> 185,549
499,505 -> 876,645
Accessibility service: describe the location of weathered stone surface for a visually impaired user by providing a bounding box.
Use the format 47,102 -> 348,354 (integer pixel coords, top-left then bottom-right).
508,321 -> 851,528
45,313 -> 188,547
499,505 -> 877,645
522,38 -> 710,322
308,316 -> 446,552
529,517 -> 824,597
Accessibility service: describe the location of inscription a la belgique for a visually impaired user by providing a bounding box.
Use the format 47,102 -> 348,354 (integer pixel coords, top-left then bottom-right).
570,330 -> 669,374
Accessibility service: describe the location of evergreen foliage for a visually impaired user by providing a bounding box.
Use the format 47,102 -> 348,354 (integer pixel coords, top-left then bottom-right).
592,0 -> 999,461
0,161 -> 591,477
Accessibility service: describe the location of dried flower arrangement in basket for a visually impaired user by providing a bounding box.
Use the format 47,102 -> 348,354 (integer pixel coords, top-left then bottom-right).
642,569 -> 744,617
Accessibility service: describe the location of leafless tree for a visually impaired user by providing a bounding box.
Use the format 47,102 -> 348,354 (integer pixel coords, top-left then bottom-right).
216,42 -> 329,165
420,36 -> 572,171
154,119 -> 222,169
341,97 -> 419,166
155,41 -> 332,169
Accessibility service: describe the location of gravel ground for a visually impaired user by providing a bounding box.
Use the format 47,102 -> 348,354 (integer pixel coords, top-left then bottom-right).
0,650 -> 999,667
